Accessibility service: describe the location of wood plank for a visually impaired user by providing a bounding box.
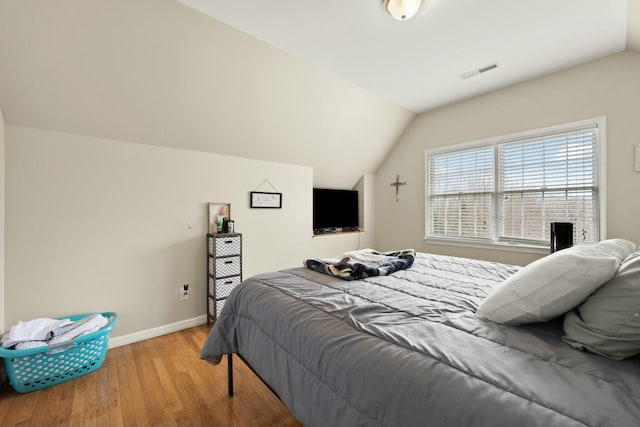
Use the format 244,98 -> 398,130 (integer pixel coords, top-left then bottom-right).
95,355 -> 111,426
43,377 -> 75,426
68,372 -> 88,426
0,384 -> 15,425
80,362 -> 99,427
113,347 -> 137,427
120,345 -> 150,426
131,340 -> 166,426
1,388 -> 41,426
105,349 -> 124,427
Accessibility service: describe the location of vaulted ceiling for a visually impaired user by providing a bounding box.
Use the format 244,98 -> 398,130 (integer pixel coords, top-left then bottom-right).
0,0 -> 638,188
178,0 -> 640,113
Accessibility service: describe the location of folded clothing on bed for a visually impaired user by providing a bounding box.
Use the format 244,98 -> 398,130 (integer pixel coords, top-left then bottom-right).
304,248 -> 415,280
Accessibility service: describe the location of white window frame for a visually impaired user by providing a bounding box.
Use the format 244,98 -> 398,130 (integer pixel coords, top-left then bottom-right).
424,117 -> 607,254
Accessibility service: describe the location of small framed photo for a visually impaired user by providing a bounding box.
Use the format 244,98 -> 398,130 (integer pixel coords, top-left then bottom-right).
209,203 -> 231,234
250,191 -> 282,209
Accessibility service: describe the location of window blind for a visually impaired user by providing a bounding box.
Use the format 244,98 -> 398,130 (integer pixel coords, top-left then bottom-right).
498,127 -> 598,244
427,146 -> 494,240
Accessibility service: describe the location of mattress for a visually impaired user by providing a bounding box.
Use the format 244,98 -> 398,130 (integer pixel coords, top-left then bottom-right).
201,252 -> 640,427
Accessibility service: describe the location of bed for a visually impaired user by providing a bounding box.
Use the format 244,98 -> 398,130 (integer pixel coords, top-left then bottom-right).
201,249 -> 640,427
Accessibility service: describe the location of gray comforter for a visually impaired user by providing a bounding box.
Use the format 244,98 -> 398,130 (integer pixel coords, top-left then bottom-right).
201,252 -> 640,427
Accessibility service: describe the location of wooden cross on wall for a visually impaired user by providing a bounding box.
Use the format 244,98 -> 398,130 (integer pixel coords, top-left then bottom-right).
390,174 -> 406,202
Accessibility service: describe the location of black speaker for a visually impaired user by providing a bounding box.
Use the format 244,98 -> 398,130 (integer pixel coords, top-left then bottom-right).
550,222 -> 573,253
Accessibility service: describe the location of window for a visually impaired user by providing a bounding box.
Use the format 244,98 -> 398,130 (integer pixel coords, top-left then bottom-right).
425,118 -> 604,251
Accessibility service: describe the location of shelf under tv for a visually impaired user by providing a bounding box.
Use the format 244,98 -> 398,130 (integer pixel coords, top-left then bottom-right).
313,227 -> 362,236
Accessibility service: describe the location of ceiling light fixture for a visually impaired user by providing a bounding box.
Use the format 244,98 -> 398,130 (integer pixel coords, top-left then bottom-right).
383,0 -> 423,21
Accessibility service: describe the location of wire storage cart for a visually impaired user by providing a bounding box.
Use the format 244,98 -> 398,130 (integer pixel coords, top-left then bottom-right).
0,312 -> 118,393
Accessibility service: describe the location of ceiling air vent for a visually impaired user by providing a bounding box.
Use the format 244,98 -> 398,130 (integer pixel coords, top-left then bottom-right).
459,63 -> 499,80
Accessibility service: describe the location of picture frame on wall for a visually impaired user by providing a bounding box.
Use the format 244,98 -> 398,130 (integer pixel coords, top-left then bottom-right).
208,203 -> 231,234
250,191 -> 282,209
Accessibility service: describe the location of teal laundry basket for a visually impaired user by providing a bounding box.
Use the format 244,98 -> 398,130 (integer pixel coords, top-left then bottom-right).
0,312 -> 117,393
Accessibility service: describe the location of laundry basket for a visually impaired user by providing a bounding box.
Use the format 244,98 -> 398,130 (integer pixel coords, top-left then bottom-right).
0,312 -> 118,393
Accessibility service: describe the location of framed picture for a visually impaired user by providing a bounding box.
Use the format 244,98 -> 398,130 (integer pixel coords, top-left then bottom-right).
250,191 -> 282,209
209,203 -> 231,234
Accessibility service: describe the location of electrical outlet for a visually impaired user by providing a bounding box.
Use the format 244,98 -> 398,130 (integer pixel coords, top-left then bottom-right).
180,284 -> 190,301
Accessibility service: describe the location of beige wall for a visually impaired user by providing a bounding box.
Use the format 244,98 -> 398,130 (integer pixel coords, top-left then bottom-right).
0,0 -> 414,190
354,173 -> 376,237
375,51 -> 640,266
4,126 -> 375,338
0,106 -> 4,335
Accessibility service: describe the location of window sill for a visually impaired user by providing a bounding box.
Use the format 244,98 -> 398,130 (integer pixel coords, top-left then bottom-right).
424,237 -> 550,255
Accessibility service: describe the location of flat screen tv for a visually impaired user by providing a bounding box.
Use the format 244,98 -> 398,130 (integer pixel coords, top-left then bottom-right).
313,188 -> 359,233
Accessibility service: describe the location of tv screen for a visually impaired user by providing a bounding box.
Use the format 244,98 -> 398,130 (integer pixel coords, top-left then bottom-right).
313,188 -> 359,233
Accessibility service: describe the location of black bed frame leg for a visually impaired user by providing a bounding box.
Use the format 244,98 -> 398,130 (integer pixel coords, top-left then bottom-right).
228,353 -> 234,397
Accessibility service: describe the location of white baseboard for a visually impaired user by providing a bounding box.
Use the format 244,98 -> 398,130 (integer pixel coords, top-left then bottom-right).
108,315 -> 208,349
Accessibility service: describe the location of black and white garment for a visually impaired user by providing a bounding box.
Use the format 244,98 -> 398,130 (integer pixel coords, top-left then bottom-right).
304,248 -> 415,280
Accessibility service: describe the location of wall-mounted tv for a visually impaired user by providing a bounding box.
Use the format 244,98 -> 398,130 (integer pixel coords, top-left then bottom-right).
313,188 -> 359,234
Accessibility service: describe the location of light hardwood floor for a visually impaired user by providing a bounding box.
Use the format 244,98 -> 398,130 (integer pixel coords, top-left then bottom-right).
0,324 -> 302,427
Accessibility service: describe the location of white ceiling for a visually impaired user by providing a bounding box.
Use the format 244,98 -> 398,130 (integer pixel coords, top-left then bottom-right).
177,0 -> 631,113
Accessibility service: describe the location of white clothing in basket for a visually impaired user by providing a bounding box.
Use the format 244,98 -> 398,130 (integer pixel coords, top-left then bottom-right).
1,314 -> 109,350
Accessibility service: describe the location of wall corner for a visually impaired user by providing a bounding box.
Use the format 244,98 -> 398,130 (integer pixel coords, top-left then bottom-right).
353,173 -> 376,245
0,105 -> 4,337
0,105 -> 5,387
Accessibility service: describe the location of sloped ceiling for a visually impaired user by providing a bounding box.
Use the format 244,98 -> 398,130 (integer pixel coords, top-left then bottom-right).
629,0 -> 640,51
178,0 -> 633,113
0,0 -> 414,188
1,0 -> 637,188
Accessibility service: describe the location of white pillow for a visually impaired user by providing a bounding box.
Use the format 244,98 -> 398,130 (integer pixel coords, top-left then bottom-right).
476,239 -> 636,325
562,251 -> 640,359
